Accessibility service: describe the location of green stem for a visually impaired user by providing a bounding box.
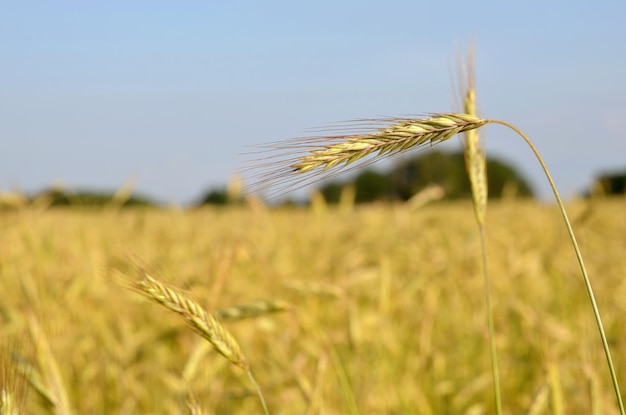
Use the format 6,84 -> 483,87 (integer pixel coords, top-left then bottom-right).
486,119 -> 625,415
247,370 -> 270,415
479,224 -> 503,415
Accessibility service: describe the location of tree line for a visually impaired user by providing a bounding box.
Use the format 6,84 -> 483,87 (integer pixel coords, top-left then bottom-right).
2,150 -> 624,209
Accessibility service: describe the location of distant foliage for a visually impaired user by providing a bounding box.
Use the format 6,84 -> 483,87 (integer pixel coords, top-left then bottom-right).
196,187 -> 244,206
197,188 -> 230,205
591,171 -> 626,196
320,150 -> 534,203
321,171 -> 393,204
33,188 -> 156,207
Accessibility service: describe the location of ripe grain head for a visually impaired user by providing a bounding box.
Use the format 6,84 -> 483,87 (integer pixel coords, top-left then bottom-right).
244,113 -> 487,198
457,45 -> 487,225
132,273 -> 249,371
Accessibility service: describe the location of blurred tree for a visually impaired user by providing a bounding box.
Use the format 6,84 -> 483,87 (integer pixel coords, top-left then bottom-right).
590,170 -> 626,196
197,188 -> 229,205
196,186 -> 246,206
354,170 -> 394,203
32,188 -> 156,207
319,150 -> 534,204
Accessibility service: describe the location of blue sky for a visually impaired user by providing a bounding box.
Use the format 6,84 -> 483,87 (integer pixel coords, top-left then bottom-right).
1,1 -> 625,204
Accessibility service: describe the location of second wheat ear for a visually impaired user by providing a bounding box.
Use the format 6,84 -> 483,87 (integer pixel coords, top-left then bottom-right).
458,49 -> 501,414
246,113 -> 624,415
129,272 -> 270,415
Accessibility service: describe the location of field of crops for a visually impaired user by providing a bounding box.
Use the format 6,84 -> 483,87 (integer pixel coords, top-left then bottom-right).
1,198 -> 625,414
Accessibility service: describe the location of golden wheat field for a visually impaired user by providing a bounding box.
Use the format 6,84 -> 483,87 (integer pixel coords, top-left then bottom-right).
1,198 -> 625,414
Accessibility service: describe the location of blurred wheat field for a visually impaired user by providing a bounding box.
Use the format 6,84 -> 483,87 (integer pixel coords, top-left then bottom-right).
1,199 -> 625,414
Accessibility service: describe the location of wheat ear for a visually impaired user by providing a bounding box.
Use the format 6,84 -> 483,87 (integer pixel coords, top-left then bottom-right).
134,274 -> 248,370
245,113 -> 486,196
131,273 -> 270,415
460,47 -> 487,225
459,48 -> 502,415
292,113 -> 485,172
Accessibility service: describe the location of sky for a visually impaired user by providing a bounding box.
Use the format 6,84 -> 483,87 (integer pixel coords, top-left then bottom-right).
1,1 -> 625,205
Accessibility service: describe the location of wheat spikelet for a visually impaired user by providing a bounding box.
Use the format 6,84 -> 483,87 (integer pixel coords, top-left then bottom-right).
245,113 -> 486,196
459,46 -> 487,225
215,300 -> 292,322
133,274 -> 249,371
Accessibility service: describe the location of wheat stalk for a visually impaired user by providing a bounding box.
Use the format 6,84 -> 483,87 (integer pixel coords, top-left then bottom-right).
27,315 -> 75,415
458,47 -> 502,415
244,107 -> 625,414
486,119 -> 624,414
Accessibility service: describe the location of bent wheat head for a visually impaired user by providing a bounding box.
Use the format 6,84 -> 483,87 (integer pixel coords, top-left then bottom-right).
245,113 -> 486,196
133,274 -> 249,371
